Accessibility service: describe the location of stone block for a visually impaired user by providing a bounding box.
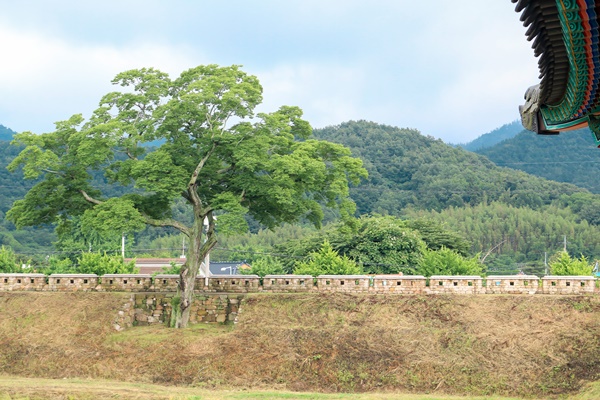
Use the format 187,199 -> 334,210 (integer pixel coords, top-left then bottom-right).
135,314 -> 148,322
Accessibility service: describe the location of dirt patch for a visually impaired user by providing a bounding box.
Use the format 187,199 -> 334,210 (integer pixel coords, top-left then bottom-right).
1,292 -> 600,397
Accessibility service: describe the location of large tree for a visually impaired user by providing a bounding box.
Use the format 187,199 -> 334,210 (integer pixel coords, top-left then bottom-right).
7,64 -> 367,327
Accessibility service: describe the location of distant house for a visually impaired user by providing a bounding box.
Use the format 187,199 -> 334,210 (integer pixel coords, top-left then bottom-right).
125,258 -> 251,276
209,261 -> 251,275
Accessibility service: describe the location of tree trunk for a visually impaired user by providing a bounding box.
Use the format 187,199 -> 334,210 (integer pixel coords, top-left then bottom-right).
175,214 -> 216,328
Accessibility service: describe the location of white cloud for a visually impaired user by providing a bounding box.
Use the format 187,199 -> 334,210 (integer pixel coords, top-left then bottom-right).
0,23 -> 200,133
257,63 -> 367,128
0,0 -> 541,143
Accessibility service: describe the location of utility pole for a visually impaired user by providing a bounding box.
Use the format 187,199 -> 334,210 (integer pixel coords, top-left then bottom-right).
121,233 -> 125,258
563,235 -> 567,252
180,236 -> 186,259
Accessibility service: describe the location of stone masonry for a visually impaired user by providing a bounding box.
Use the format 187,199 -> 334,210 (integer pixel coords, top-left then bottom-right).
113,293 -> 246,330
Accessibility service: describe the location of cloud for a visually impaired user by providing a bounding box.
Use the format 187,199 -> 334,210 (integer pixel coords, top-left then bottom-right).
0,0 -> 540,143
0,23 -> 200,133
257,63 -> 366,128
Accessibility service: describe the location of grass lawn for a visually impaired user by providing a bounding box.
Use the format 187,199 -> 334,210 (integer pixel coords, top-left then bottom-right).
0,376 -> 526,400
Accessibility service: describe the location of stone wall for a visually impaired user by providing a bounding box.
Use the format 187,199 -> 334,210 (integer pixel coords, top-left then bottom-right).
0,273 -> 46,291
47,274 -> 99,291
113,293 -> 245,331
2,273 -> 600,296
427,276 -> 484,294
316,275 -> 371,293
371,275 -> 426,294
262,275 -> 314,292
486,275 -> 539,294
101,274 -> 153,292
204,275 -> 261,293
541,276 -> 596,294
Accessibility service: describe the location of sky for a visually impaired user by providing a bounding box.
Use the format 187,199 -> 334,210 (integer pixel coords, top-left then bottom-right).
0,1 -> 539,144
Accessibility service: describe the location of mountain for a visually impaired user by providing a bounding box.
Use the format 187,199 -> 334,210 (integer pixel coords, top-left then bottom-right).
0,139 -> 55,254
313,120 -> 585,216
313,121 -> 600,269
456,120 -> 524,151
0,125 -> 15,142
476,128 -> 600,193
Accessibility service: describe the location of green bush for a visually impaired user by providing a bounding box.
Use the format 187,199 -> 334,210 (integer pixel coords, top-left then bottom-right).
43,256 -> 76,275
76,252 -> 138,275
415,247 -> 484,277
294,240 -> 362,277
239,256 -> 285,277
0,246 -> 20,273
549,251 -> 593,276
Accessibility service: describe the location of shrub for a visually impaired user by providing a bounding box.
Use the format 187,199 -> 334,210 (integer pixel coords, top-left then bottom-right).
76,252 -> 138,275
294,240 -> 362,277
43,256 -> 76,275
239,256 -> 285,277
0,246 -> 20,273
549,251 -> 593,276
416,247 -> 484,277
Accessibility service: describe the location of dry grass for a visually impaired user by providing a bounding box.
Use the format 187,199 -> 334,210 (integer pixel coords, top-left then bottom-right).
1,292 -> 600,398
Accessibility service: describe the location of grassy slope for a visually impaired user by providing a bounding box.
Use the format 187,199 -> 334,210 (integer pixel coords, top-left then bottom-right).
0,377 -> 523,400
1,292 -> 600,398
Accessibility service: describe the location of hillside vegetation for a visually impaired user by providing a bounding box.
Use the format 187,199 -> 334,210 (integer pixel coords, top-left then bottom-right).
405,202 -> 600,274
313,121 -> 584,215
0,125 -> 14,142
457,121 -> 524,151
477,128 -> 600,193
4,120 -> 600,272
2,292 -> 600,398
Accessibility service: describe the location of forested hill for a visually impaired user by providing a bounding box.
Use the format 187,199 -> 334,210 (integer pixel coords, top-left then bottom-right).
476,128 -> 600,193
313,121 -> 585,215
0,138 -> 55,252
456,120 -> 523,151
0,125 -> 15,142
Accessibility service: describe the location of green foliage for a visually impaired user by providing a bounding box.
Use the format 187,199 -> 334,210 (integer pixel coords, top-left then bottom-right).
405,201 -> 600,275
54,215 -> 135,260
211,224 -> 316,263
41,256 -> 75,275
7,64 -> 366,264
159,261 -> 182,275
169,296 -> 181,328
478,128 -> 600,195
0,140 -> 56,255
76,252 -> 138,275
239,256 -> 285,277
335,216 -> 425,275
293,240 -> 362,276
275,216 -> 466,275
0,245 -> 20,273
458,120 -> 523,151
404,219 -> 470,256
314,121 -> 584,215
80,198 -> 146,241
559,192 -> 600,226
0,124 -> 15,142
549,251 -> 594,276
416,247 -> 484,277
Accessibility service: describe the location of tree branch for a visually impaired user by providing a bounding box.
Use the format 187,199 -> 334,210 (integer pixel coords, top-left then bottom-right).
143,215 -> 190,236
79,190 -> 103,205
187,142 -> 217,207
41,168 -> 65,177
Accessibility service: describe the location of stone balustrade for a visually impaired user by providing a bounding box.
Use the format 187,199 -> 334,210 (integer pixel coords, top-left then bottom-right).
0,273 -> 598,296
